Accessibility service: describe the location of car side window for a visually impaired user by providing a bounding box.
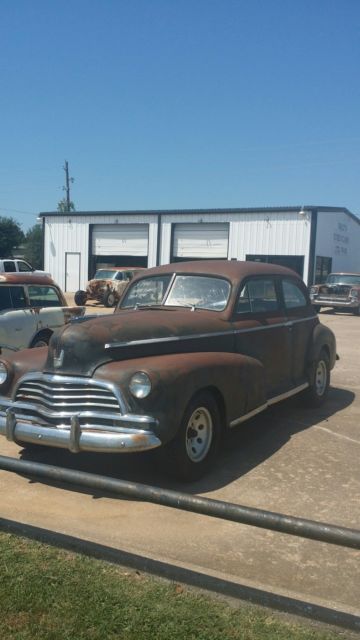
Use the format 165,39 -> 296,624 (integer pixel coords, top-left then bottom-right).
3,261 -> 16,272
236,278 -> 280,314
282,279 -> 307,309
18,261 -> 32,272
0,286 -> 26,310
27,285 -> 62,307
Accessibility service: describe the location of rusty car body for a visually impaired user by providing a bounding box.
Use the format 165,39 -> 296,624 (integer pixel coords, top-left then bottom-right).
74,267 -> 145,308
0,261 -> 336,480
309,272 -> 360,315
0,273 -> 85,353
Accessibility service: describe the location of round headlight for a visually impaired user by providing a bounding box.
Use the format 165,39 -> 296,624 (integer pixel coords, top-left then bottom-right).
0,362 -> 8,386
129,372 -> 151,399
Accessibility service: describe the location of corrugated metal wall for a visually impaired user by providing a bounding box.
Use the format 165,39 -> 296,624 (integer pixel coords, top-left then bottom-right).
44,209 -> 313,291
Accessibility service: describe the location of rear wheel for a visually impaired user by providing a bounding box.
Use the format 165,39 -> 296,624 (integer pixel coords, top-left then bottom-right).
303,348 -> 330,407
160,391 -> 222,482
353,305 -> 360,316
74,290 -> 87,306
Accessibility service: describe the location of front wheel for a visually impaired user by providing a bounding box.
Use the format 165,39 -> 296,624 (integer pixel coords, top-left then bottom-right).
353,305 -> 360,316
103,289 -> 116,307
159,391 -> 222,482
303,348 -> 330,407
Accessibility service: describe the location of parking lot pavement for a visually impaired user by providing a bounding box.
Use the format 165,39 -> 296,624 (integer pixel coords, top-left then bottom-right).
0,311 -> 359,620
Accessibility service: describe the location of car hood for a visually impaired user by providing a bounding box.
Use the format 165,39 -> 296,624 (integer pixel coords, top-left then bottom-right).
44,308 -> 232,376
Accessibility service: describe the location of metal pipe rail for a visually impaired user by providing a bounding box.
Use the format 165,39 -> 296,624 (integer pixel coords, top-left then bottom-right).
0,454 -> 359,550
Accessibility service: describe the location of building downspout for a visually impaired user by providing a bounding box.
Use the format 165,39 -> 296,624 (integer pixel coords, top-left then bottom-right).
307,209 -> 318,285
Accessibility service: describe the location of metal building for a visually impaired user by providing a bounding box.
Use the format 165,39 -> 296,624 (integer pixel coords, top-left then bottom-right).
38,206 -> 360,292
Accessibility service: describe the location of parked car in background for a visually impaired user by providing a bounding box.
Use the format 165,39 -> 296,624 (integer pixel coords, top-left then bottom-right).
0,273 -> 85,353
0,261 -> 336,481
0,258 -> 49,275
74,267 -> 145,308
309,272 -> 360,315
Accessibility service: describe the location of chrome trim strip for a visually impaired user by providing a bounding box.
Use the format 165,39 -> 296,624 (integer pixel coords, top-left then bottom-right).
105,316 -> 315,350
230,403 -> 268,427
267,382 -> 309,406
229,382 -> 309,428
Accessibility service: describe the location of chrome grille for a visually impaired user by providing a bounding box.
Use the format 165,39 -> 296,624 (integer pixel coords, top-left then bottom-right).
14,374 -> 124,430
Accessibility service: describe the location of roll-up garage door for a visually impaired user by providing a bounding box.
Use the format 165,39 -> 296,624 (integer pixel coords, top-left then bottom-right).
92,224 -> 148,256
172,223 -> 229,260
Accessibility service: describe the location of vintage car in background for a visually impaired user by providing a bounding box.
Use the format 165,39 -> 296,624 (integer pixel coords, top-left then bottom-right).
74,267 -> 145,307
309,272 -> 360,315
0,261 -> 336,481
0,273 -> 85,353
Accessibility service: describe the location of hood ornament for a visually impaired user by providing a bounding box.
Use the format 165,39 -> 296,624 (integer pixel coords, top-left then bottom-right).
53,348 -> 65,369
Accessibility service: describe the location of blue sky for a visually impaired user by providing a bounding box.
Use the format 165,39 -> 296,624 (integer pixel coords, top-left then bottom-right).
1,0 -> 359,230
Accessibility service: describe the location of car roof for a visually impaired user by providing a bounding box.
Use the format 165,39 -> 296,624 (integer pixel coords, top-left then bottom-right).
95,267 -> 145,271
0,273 -> 57,285
328,272 -> 360,276
133,260 -> 301,284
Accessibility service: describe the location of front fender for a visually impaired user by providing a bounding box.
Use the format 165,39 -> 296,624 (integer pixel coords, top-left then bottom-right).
95,352 -> 266,444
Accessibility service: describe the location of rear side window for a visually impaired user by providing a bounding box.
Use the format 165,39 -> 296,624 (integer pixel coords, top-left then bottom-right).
27,286 -> 62,307
236,278 -> 280,314
282,279 -> 307,309
3,261 -> 16,272
0,286 -> 27,310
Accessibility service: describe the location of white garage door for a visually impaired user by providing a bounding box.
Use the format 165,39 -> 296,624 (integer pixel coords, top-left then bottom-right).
92,224 -> 148,256
173,223 -> 229,259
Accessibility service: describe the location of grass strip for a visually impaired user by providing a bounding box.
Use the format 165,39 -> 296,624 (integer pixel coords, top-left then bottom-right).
0,532 -> 347,640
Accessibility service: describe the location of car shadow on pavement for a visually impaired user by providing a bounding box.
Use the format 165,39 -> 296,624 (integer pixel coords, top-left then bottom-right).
18,384 -> 355,498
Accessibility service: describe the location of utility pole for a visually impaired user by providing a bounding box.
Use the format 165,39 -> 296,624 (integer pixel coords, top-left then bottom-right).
63,161 -> 74,211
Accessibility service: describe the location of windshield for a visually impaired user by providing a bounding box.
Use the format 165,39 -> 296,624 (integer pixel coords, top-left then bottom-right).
326,274 -> 360,286
121,274 -> 231,311
93,270 -> 118,280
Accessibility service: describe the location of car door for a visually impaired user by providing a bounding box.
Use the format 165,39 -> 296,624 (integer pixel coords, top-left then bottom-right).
280,277 -> 318,386
232,276 -> 292,399
0,285 -> 32,350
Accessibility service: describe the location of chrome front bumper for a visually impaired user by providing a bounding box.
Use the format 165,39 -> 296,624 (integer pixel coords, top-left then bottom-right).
0,400 -> 161,454
311,298 -> 359,308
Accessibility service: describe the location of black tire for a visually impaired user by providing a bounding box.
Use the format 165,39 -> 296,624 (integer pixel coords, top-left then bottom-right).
353,306 -> 360,316
303,348 -> 330,407
103,290 -> 116,308
74,290 -> 87,306
313,305 -> 321,314
159,391 -> 222,482
30,331 -> 52,348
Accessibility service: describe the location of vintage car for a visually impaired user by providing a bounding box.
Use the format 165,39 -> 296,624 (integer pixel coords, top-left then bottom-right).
0,273 -> 85,353
0,261 -> 336,481
309,272 -> 360,315
74,267 -> 144,307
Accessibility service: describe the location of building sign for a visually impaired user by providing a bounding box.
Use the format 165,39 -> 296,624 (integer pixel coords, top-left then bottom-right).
333,222 -> 349,255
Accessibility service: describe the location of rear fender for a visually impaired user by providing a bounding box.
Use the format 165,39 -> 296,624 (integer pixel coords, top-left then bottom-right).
307,323 -> 337,370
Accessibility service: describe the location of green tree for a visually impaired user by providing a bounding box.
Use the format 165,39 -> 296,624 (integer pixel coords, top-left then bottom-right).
57,198 -> 75,212
0,216 -> 24,256
23,224 -> 43,269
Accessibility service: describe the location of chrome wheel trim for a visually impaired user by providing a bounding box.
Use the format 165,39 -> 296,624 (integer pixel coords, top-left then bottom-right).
185,406 -> 213,463
107,292 -> 115,306
315,360 -> 327,396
